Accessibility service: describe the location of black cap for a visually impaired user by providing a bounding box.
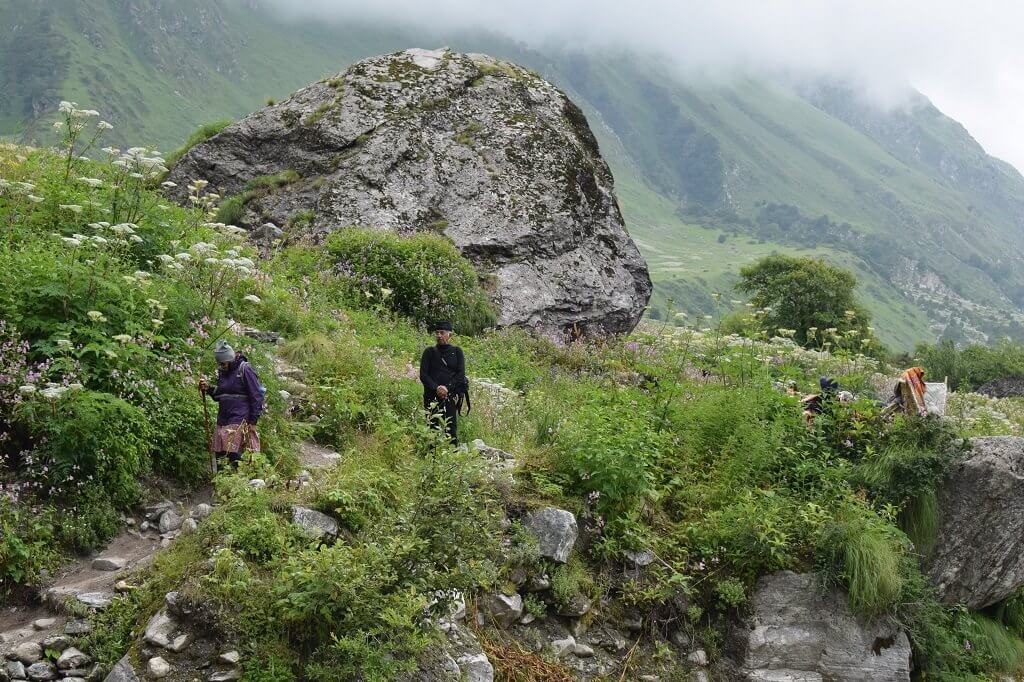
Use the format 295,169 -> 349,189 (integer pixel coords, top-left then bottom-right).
433,320 -> 453,332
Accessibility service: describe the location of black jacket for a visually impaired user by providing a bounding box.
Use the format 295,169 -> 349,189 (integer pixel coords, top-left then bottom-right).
419,343 -> 466,400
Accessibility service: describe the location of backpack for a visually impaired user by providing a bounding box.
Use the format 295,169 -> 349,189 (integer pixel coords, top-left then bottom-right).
238,360 -> 268,406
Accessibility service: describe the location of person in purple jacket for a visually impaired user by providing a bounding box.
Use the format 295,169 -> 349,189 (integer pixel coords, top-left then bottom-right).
199,340 -> 264,470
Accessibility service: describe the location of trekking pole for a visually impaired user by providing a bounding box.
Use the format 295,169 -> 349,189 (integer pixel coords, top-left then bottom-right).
200,383 -> 216,474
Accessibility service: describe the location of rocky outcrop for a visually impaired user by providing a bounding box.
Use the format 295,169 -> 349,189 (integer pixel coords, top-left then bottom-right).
727,571 -> 911,681
977,377 -> 1024,399
927,436 -> 1024,608
164,48 -> 652,337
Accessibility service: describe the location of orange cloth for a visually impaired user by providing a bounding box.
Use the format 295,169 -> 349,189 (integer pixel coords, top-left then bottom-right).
899,367 -> 928,417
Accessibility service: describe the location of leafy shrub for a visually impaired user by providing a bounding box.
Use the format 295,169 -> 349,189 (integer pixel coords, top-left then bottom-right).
21,390 -> 152,507
166,119 -> 232,166
322,228 -> 496,334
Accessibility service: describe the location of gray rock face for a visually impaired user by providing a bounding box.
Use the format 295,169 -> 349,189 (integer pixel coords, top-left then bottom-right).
12,642 -> 41,664
55,649 -> 89,670
523,507 -> 577,563
91,557 -> 126,572
158,510 -> 183,534
165,48 -> 651,337
143,609 -> 176,649
928,437 -> 1024,608
290,506 -> 339,540
454,652 -> 493,682
728,571 -> 911,681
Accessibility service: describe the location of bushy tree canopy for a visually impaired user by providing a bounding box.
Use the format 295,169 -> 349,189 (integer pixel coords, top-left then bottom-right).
737,254 -> 872,348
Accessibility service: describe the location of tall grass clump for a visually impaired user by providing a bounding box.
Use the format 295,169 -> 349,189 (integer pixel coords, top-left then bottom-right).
166,119 -> 232,165
820,511 -> 905,615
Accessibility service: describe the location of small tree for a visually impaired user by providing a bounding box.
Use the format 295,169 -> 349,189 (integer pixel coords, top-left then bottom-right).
737,255 -> 872,348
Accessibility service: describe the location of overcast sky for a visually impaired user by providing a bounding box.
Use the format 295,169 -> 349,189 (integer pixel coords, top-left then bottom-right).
267,0 -> 1024,172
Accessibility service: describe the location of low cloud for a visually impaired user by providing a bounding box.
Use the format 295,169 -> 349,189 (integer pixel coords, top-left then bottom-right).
264,0 -> 1024,170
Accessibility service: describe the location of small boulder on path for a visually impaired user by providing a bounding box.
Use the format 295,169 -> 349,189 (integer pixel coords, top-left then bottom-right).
143,610 -> 176,649
13,642 -> 42,664
146,657 -> 170,679
56,648 -> 90,670
91,557 -> 126,572
104,655 -> 140,682
24,661 -> 56,681
158,510 -> 183,534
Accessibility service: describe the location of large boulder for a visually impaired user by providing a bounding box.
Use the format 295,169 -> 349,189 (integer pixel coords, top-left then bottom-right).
727,571 -> 911,681
927,436 -> 1024,608
164,48 -> 651,337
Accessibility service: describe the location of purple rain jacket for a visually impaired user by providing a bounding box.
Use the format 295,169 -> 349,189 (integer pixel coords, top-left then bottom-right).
205,354 -> 264,426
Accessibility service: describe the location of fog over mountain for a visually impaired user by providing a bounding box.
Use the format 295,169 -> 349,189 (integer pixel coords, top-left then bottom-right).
266,0 -> 1024,172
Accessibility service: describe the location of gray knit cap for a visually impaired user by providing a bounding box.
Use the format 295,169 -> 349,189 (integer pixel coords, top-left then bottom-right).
213,340 -> 235,363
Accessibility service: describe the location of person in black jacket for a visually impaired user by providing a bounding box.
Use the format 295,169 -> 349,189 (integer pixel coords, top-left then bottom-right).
419,320 -> 466,444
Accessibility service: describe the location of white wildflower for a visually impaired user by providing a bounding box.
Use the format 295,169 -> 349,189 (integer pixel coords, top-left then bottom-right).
40,386 -> 67,400
61,237 -> 82,247
128,234 -> 143,243
59,204 -> 83,214
18,385 -> 36,396
156,254 -> 175,263
86,310 -> 106,322
151,319 -> 164,327
160,181 -> 177,188
91,235 -> 108,244
77,177 -> 103,187
112,334 -> 132,344
243,294 -> 261,304
97,120 -> 113,130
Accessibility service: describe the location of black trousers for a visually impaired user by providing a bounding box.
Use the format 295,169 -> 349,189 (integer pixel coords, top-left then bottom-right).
425,396 -> 458,444
215,450 -> 242,469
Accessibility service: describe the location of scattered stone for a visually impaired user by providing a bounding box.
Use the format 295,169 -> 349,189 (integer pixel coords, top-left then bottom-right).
572,642 -> 595,658
551,637 -> 576,657
290,506 -> 338,540
32,618 -> 56,631
252,223 -> 283,242
482,593 -> 523,628
192,503 -> 213,520
518,612 -> 536,625
145,658 -> 169,680
928,436 -> 1024,608
166,634 -> 191,654
6,662 -> 26,681
671,630 -> 690,648
13,643 -> 42,664
207,671 -> 241,682
139,521 -> 150,532
622,616 -> 643,633
691,672 -> 710,682
729,571 -> 911,681
143,610 -> 176,649
159,538 -> 171,549
91,557 -> 126,572
600,630 -> 628,653
624,549 -> 655,567
217,652 -> 239,666
454,653 -> 493,682
24,662 -> 56,681
243,329 -> 281,344
40,636 -> 71,653
639,676 -> 660,682
63,621 -> 91,636
123,517 -> 136,526
143,502 -> 173,521
524,508 -> 577,563
687,650 -> 708,667
105,656 -> 140,682
157,510 -> 182,534
248,479 -> 266,490
180,518 -> 198,535
567,618 -> 589,638
114,581 -> 136,593
525,575 -> 550,592
556,594 -> 590,618
56,650 -> 89,671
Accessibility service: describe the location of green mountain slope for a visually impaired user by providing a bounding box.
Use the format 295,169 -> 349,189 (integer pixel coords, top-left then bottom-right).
3,0 -> 1023,349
